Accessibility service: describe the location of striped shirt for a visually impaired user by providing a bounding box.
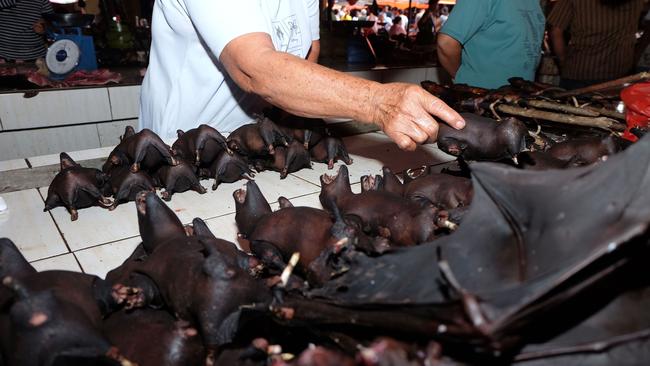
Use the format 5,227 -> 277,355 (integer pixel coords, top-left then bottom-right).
0,0 -> 53,60
548,0 -> 647,80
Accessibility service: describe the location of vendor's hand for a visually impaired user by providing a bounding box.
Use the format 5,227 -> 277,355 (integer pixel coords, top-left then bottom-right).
371,83 -> 465,151
33,19 -> 46,34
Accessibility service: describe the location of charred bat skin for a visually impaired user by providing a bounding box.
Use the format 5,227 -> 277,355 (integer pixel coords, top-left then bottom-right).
152,158 -> 206,200
320,165 -> 441,246
172,124 -> 231,168
257,140 -> 312,179
103,166 -> 156,210
227,115 -> 290,157
44,153 -> 113,221
207,150 -> 255,190
380,167 -> 474,210
309,136 -> 353,170
436,113 -> 529,161
104,126 -> 178,174
14,105 -> 650,365
0,238 -> 133,366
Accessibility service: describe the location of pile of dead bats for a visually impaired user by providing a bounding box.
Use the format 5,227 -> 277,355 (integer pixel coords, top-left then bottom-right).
4,119 -> 650,365
422,77 -> 629,137
43,114 -> 352,221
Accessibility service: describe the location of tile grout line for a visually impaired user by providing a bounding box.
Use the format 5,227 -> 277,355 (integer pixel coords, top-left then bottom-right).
70,234 -> 141,253
288,173 -> 323,188
35,187 -> 85,272
24,170 -> 352,255
71,252 -> 85,273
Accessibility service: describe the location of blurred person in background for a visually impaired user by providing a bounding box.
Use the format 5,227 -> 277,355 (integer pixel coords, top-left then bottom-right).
549,0 -> 649,89
437,0 -> 545,89
415,0 -> 442,46
398,8 -> 408,30
636,7 -> 650,71
0,0 -> 53,61
389,13 -> 407,39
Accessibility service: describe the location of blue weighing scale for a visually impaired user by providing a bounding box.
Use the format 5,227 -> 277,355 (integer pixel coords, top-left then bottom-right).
44,13 -> 98,80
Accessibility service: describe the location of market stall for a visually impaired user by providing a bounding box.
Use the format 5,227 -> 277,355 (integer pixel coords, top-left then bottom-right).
1,1 -> 650,365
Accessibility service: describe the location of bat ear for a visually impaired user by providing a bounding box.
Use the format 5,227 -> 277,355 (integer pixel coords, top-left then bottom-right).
59,152 -> 78,171
122,125 -> 136,140
278,196 -> 293,209
177,129 -> 185,137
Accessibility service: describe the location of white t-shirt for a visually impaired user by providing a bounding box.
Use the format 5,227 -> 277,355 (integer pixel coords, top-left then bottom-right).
399,14 -> 408,29
139,0 -> 320,139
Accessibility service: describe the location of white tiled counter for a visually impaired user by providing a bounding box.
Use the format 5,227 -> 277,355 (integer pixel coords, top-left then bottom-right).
0,85 -> 140,159
0,133 -> 454,279
0,66 -> 450,160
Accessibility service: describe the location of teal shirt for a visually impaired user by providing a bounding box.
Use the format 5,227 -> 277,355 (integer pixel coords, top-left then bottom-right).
440,0 -> 545,89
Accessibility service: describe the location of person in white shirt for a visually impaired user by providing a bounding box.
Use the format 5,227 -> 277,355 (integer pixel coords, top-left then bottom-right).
139,0 -> 464,151
398,10 -> 409,32
379,13 -> 393,32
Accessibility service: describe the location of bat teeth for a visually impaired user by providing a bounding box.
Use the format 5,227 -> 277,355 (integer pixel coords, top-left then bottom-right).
321,172 -> 339,184
234,188 -> 247,203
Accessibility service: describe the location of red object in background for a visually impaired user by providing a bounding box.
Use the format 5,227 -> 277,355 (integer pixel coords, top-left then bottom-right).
26,69 -> 122,88
621,82 -> 650,142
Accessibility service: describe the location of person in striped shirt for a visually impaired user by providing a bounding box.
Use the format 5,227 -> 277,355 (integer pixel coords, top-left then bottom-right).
548,0 -> 649,90
0,0 -> 54,61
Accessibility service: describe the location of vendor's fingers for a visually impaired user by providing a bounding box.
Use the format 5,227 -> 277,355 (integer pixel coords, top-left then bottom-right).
402,120 -> 430,145
390,131 -> 417,151
420,91 -> 465,129
412,115 -> 440,142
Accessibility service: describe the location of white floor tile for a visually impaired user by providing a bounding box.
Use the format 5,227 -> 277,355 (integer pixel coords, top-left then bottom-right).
0,189 -> 67,261
0,158 -> 28,172
270,192 -> 323,210
204,213 -> 240,247
291,134 -> 456,186
29,146 -> 114,168
31,253 -> 81,272
168,171 -> 319,224
41,186 -> 140,251
253,170 -> 320,204
165,180 -> 238,225
350,182 -> 362,194
75,237 -> 141,279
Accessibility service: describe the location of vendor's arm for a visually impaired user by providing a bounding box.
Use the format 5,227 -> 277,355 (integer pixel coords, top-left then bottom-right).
547,0 -> 574,68
307,40 -> 320,63
220,33 -> 464,151
549,26 -> 567,66
437,34 -> 462,78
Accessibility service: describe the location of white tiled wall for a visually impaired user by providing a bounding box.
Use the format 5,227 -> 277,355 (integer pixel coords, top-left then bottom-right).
97,119 -> 138,147
0,88 -> 112,130
0,124 -> 101,160
108,86 -> 141,120
0,158 -> 27,172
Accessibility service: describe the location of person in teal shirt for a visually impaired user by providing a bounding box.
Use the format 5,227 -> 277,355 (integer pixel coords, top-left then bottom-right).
437,0 -> 545,89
